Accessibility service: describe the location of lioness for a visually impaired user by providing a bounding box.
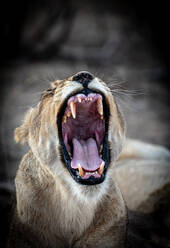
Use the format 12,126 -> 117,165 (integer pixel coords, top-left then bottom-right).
7,71 -> 170,248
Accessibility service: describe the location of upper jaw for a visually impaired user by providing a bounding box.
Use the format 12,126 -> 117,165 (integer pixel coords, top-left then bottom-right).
57,86 -> 110,186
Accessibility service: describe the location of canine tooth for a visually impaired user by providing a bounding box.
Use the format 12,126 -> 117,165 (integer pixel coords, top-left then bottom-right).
78,164 -> 85,177
77,97 -> 81,103
97,98 -> 103,116
98,162 -> 105,175
70,101 -> 76,119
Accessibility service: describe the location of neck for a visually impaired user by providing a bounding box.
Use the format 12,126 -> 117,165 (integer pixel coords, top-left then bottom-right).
15,151 -> 127,247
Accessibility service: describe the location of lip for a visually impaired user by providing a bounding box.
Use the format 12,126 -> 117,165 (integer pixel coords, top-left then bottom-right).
57,88 -> 110,185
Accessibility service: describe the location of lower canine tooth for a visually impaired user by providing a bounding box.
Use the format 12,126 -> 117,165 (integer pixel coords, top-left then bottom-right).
70,101 -> 76,119
78,164 -> 85,177
98,162 -> 105,175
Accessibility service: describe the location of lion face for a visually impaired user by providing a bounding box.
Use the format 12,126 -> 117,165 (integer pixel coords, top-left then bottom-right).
15,71 -> 125,187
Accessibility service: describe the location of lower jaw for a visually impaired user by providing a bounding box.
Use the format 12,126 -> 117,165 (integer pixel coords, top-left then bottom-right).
60,135 -> 109,185
68,167 -> 106,185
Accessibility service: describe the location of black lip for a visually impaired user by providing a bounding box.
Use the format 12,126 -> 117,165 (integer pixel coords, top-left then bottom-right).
57,88 -> 110,185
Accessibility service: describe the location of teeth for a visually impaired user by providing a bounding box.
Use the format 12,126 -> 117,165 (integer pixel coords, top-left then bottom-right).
97,98 -> 103,116
77,97 -> 81,103
67,110 -> 71,117
70,101 -> 76,119
78,164 -> 85,177
62,115 -> 67,124
85,171 -> 98,175
98,161 -> 105,175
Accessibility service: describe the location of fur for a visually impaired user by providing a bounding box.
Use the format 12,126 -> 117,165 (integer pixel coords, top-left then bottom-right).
7,73 -> 169,248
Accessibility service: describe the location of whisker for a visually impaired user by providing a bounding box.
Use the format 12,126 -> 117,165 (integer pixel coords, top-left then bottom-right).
109,88 -> 146,96
107,79 -> 127,87
114,96 -> 138,112
105,84 -> 147,112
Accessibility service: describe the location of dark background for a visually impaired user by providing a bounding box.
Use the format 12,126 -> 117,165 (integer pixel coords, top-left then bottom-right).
0,0 -> 170,246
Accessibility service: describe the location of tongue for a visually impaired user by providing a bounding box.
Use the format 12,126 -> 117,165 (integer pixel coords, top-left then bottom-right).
71,138 -> 104,171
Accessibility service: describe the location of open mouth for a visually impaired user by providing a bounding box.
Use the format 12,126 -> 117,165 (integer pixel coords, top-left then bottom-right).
57,89 -> 110,185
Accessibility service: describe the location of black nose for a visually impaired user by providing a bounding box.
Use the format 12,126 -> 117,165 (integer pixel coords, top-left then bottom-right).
72,71 -> 94,87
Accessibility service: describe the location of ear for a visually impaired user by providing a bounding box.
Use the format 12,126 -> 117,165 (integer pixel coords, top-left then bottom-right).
14,108 -> 33,144
14,124 -> 29,144
51,80 -> 61,89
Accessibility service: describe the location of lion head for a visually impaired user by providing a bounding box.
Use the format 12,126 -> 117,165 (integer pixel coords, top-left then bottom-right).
15,71 -> 125,188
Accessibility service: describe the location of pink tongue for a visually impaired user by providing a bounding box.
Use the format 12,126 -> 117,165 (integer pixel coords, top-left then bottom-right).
71,138 -> 103,171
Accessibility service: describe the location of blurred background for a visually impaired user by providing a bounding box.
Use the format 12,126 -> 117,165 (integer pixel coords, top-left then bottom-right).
0,0 -> 170,246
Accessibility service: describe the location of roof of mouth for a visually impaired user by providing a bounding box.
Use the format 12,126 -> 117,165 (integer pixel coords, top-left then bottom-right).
61,93 -> 105,176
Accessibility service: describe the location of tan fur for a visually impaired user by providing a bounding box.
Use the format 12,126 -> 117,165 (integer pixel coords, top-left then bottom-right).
7,74 -> 127,248
8,73 -> 169,248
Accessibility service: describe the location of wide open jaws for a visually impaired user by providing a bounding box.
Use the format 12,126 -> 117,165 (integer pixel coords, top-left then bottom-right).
62,93 -> 106,180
